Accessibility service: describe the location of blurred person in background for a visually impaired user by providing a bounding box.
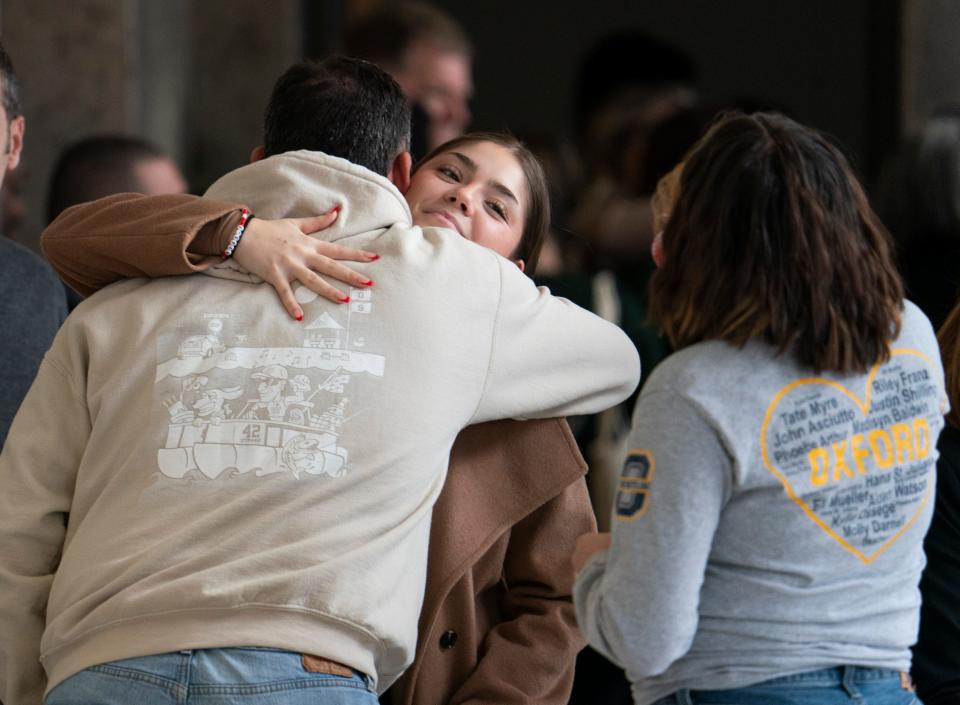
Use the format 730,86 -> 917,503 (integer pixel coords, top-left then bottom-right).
877,110 -> 960,329
510,130 -> 583,276
569,31 -> 696,273
47,134 -> 187,224
46,134 -> 187,307
635,105 -> 719,202
0,40 -> 68,447
2,167 -> 27,238
345,1 -> 472,159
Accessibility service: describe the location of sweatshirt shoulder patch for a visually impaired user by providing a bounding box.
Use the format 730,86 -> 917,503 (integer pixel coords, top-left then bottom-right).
615,448 -> 655,522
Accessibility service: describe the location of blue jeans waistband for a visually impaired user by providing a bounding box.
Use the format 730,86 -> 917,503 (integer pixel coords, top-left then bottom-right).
758,667 -> 904,686
659,666 -> 915,705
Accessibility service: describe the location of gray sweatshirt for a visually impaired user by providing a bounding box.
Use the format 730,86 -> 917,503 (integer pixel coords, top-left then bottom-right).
574,301 -> 946,705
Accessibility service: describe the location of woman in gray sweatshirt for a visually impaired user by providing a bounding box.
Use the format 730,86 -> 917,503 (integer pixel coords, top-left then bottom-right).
574,112 -> 943,705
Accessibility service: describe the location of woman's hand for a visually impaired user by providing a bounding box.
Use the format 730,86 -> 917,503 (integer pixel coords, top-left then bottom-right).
233,208 -> 380,320
571,532 -> 612,575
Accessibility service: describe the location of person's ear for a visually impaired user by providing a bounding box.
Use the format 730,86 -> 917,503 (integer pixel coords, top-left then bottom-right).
249,145 -> 266,163
6,115 -> 24,171
513,259 -> 525,273
389,151 -> 413,193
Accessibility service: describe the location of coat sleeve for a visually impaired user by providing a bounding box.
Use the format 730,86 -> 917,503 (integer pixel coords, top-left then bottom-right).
471,257 -> 640,423
447,478 -> 596,705
573,391 -> 731,677
0,354 -> 91,705
41,193 -> 243,297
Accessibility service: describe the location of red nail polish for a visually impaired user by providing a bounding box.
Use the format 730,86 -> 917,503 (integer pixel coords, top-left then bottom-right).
368,254 -> 380,261
331,205 -> 341,214
363,279 -> 374,286
295,313 -> 303,321
340,295 -> 351,303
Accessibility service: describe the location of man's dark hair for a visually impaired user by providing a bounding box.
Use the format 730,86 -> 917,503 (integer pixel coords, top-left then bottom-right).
0,40 -> 22,120
47,135 -> 167,222
263,56 -> 411,175
344,1 -> 472,70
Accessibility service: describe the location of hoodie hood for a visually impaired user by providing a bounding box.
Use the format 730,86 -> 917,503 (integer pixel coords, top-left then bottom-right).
203,150 -> 412,282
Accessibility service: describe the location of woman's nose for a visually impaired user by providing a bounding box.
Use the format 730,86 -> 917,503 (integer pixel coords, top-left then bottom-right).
446,191 -> 472,215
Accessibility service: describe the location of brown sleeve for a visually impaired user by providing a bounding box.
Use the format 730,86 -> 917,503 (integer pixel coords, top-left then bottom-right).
448,479 -> 596,705
41,192 -> 244,297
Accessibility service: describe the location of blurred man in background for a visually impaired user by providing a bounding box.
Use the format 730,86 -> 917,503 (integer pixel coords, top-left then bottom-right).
46,134 -> 187,307
0,40 -> 68,446
47,134 -> 187,224
345,1 -> 473,157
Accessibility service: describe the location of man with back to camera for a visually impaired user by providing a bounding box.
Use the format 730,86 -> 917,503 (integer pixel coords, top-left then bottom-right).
0,40 -> 68,447
0,56 -> 639,704
345,1 -> 473,155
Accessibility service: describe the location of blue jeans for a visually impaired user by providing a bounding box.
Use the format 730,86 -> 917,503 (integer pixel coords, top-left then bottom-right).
45,648 -> 378,705
653,667 -> 921,704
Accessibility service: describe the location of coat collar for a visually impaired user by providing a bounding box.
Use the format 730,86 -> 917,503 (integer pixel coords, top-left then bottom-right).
423,417 -> 587,611
397,418 -> 588,702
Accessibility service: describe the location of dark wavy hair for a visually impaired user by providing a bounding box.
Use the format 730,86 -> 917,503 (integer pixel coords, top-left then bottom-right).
413,131 -> 549,275
650,112 -> 903,374
263,56 -> 411,176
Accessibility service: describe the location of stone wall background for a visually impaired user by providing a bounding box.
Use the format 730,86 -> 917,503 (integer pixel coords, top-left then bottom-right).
0,0 -> 302,251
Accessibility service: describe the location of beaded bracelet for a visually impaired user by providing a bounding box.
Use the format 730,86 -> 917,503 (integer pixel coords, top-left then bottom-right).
221,208 -> 254,259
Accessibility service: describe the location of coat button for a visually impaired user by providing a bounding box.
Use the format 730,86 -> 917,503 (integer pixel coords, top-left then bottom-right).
439,630 -> 458,649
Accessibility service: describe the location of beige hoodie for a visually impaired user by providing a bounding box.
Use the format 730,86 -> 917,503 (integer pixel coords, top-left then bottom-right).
0,151 -> 639,704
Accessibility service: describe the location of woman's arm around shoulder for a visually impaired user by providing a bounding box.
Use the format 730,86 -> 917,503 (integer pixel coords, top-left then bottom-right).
471,256 -> 641,423
41,193 -> 380,316
42,192 -> 241,296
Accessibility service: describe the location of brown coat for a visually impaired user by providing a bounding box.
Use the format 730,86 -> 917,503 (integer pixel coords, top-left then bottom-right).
393,418 -> 594,705
42,194 -> 597,705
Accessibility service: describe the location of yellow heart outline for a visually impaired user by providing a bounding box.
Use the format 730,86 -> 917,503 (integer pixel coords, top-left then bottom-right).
759,348 -> 937,564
